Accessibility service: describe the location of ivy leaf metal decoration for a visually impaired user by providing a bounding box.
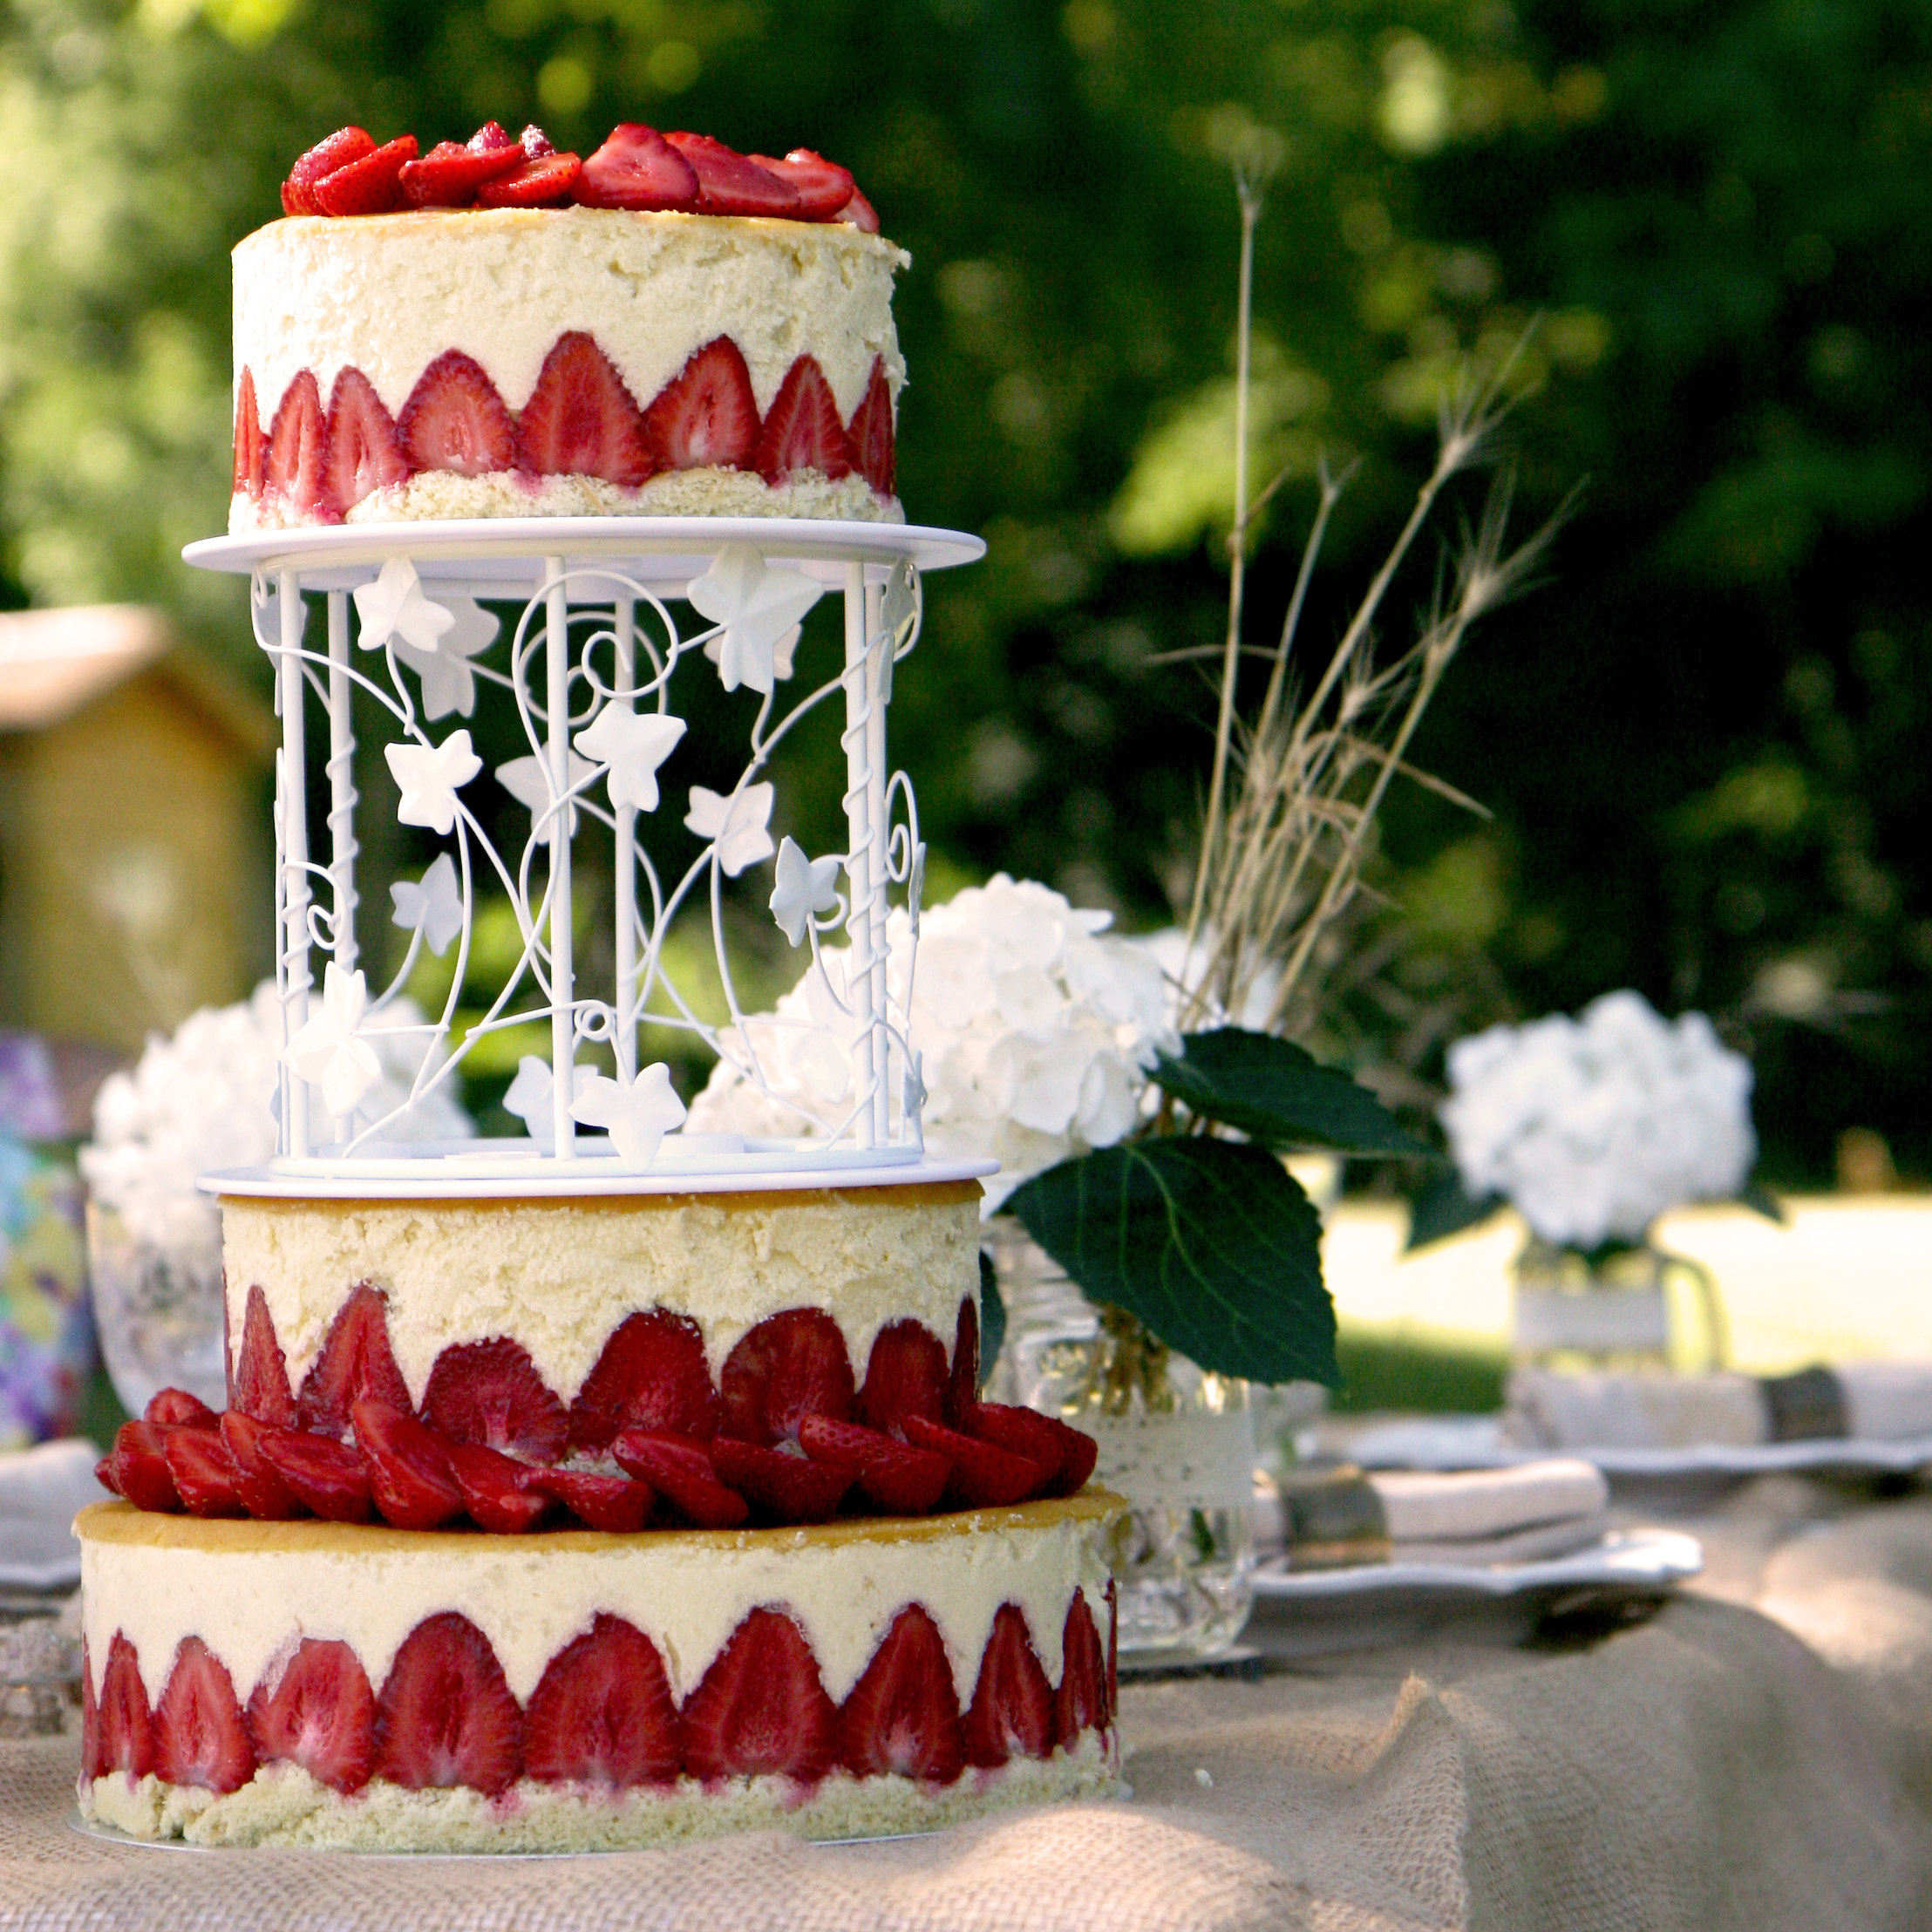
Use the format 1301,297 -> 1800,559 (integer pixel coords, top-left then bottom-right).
687,545 -> 823,696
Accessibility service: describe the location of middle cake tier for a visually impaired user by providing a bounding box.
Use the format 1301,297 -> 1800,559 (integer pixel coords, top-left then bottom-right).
221,1180 -> 983,1446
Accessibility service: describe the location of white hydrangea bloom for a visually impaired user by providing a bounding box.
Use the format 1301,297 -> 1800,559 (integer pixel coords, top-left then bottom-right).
690,874 -> 1172,1213
1440,989 -> 1756,1249
81,981 -> 473,1242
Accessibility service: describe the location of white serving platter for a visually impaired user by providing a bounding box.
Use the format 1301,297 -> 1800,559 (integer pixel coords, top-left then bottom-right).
1340,1414 -> 1932,1478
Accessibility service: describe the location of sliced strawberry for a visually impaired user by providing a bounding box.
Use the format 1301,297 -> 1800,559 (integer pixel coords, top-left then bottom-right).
469,120 -> 517,153
945,1296 -> 980,1428
902,1416 -> 1046,1510
747,148 -> 855,221
235,1282 -> 296,1426
162,1428 -> 248,1518
312,134 -> 418,218
443,1438 -> 548,1534
397,349 -> 519,477
798,1414 -> 950,1516
753,355 -> 854,486
263,369 -> 333,520
719,1308 -> 855,1446
282,127 -> 377,216
155,1637 -> 255,1794
612,1429 -> 747,1528
527,1467 -> 655,1533
569,1309 -> 719,1452
1057,1593 -> 1109,1749
233,368 -> 265,500
836,1604 -> 963,1783
476,152 -> 582,207
93,1454 -> 119,1499
1105,1575 -> 1119,1720
965,1401 -> 1099,1498
660,133 -> 799,217
399,139 -> 525,208
525,1614 -> 679,1789
710,1436 -> 852,1524
374,1613 -> 522,1795
576,124 -> 699,212
641,337 -> 760,473
258,1426 -> 373,1522
836,186 -> 881,234
847,357 -> 897,499
857,1319 -> 947,1437
352,1399 -> 466,1531
218,1412 -> 305,1520
146,1387 -> 219,1430
679,1607 -> 835,1782
423,1336 -> 568,1462
324,365 -> 412,514
296,1282 -> 412,1437
81,1638 -> 101,1777
963,1602 -> 1055,1766
110,1420 -> 182,1514
520,124 -> 554,159
517,331 -> 655,486
246,1637 -> 375,1794
97,1632 -> 156,1779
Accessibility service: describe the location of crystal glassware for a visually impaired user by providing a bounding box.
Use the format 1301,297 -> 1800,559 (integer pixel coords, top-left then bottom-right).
84,1193 -> 228,1417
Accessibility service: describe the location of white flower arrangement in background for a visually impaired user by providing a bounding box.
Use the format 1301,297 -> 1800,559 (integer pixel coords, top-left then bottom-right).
690,875 -> 1172,1212
1440,990 -> 1756,1250
80,981 -> 472,1243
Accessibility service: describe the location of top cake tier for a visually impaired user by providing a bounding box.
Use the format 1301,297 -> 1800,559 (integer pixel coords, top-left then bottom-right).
230,207 -> 908,533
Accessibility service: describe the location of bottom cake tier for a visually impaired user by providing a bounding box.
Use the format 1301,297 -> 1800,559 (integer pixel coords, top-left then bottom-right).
76,1492 -> 1121,1851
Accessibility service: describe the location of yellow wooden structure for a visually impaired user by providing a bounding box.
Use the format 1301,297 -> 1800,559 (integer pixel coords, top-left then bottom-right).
0,605 -> 274,1051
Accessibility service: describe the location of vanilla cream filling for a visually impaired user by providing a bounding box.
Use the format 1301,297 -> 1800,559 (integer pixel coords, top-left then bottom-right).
228,466 -> 901,533
79,1497 -> 1117,1712
234,207 -> 908,429
221,1185 -> 981,1408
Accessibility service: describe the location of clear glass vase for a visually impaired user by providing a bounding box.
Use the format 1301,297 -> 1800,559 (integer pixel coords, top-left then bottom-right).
84,1194 -> 228,1418
1511,1235 -> 1727,1372
985,1218 -> 1255,1661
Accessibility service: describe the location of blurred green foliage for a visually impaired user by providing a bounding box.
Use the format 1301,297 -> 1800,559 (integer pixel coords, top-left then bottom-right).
3,0 -> 1928,1179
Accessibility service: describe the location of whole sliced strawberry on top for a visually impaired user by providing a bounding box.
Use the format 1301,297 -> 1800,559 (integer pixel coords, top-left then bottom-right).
282,126 -> 376,215
476,153 -> 582,208
798,1414 -> 950,1517
612,1429 -> 746,1529
576,124 -> 699,212
312,135 -> 418,218
709,1435 -> 851,1524
442,1437 -> 548,1534
662,133 -> 799,218
161,1427 -> 248,1519
257,1425 -> 373,1523
246,1637 -> 375,1794
109,1420 -> 182,1514
527,1466 -> 655,1533
352,1398 -> 466,1531
524,1614 -> 679,1789
747,148 -> 855,221
398,135 -> 525,209
902,1415 -> 1047,1510
219,1411 -> 305,1520
146,1387 -> 219,1431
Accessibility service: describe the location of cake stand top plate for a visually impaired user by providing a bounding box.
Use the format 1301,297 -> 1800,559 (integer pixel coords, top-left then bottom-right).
182,516 -> 985,598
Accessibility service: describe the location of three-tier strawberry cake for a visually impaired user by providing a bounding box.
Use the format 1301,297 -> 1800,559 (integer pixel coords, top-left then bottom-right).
230,120 -> 905,531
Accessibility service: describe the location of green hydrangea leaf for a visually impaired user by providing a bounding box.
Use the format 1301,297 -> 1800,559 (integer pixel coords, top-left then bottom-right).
1007,1138 -> 1338,1386
1154,1028 -> 1428,1156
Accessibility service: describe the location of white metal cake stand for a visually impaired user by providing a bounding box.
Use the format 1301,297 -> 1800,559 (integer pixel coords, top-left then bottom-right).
183,515 -> 993,1201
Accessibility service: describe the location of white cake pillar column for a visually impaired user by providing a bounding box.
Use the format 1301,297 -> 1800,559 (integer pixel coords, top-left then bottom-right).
612,593 -> 637,1083
864,575 -> 890,1145
840,561 -> 876,1147
277,569 -> 310,1160
324,590 -> 358,1145
544,555 -> 575,1158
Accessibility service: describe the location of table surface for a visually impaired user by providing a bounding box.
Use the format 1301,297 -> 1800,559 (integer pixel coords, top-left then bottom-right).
8,1473 -> 1932,1932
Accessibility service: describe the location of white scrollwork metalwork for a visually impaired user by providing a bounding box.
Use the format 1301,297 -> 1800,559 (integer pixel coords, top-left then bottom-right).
245,536 -> 934,1178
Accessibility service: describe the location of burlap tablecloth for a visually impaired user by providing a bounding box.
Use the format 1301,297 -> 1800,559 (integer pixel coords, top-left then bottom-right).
7,1479 -> 1932,1931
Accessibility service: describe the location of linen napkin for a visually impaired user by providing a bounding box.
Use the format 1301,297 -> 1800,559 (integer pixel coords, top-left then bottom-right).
1506,1363 -> 1932,1452
1255,1458 -> 1609,1570
0,1439 -> 112,1591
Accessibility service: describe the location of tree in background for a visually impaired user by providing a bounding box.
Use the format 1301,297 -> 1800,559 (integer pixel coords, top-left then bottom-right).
2,0 -> 1926,1180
